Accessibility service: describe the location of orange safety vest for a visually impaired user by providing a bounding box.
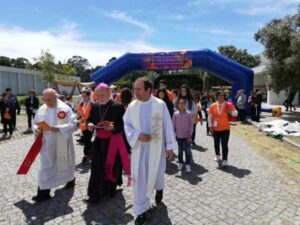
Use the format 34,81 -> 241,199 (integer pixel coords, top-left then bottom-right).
77,101 -> 92,131
167,90 -> 175,102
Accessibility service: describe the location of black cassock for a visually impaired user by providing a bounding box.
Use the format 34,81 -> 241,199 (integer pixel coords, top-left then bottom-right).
86,99 -> 125,201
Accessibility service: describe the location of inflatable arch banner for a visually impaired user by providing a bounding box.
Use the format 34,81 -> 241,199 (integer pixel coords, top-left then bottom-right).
90,49 -> 254,100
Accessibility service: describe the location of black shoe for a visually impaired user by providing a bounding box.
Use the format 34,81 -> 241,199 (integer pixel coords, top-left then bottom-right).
135,210 -> 151,225
155,189 -> 163,204
32,195 -> 51,202
32,188 -> 51,202
83,198 -> 100,205
82,156 -> 88,164
64,178 -> 76,189
77,138 -> 84,143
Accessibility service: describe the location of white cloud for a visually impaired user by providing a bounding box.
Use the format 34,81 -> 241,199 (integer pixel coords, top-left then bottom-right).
207,29 -> 234,35
187,27 -> 235,35
188,0 -> 298,15
106,10 -> 153,33
159,14 -> 186,21
0,23 -> 161,67
236,0 -> 298,15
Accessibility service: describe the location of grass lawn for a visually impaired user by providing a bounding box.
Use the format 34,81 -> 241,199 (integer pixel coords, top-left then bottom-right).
231,122 -> 300,192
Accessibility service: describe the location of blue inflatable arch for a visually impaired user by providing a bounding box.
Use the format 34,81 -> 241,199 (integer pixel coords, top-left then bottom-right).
90,49 -> 253,98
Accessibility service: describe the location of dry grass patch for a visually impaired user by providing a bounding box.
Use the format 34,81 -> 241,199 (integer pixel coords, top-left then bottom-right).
287,136 -> 300,145
231,123 -> 300,192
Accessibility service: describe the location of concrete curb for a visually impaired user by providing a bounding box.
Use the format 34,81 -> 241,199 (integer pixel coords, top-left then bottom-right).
283,137 -> 300,149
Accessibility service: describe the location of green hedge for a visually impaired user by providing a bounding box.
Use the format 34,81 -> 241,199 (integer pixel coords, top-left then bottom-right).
17,96 -> 27,107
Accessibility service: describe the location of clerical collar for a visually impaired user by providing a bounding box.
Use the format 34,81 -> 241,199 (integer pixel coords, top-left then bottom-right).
100,99 -> 112,106
140,96 -> 152,104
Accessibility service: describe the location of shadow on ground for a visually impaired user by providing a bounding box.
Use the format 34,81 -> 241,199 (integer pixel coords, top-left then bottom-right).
167,161 -> 209,185
14,187 -> 74,225
148,203 -> 172,225
191,144 -> 208,152
82,189 -> 133,225
217,163 -> 251,178
75,162 -> 90,174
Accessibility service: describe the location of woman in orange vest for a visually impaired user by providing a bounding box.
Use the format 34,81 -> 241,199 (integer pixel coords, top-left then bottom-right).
77,89 -> 93,164
208,91 -> 238,167
0,92 -> 14,138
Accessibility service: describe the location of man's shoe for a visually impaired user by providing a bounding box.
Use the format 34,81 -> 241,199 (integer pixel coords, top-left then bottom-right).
83,198 -> 100,205
32,194 -> 51,202
214,155 -> 221,162
76,138 -> 84,143
222,160 -> 228,167
64,178 -> 76,189
135,210 -> 151,225
185,165 -> 191,172
155,189 -> 163,204
82,156 -> 88,164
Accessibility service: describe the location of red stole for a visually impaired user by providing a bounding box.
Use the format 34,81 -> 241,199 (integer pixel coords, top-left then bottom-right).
17,133 -> 43,174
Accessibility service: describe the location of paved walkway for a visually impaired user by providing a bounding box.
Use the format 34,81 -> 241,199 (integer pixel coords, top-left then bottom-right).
0,120 -> 300,225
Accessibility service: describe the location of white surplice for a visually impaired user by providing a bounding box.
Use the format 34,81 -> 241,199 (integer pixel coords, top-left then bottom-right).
33,99 -> 77,190
123,96 -> 176,216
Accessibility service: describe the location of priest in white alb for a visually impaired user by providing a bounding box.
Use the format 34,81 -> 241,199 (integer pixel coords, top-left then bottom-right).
123,77 -> 176,225
31,88 -> 77,202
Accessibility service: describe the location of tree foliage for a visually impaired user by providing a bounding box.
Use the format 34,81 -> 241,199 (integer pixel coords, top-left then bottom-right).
55,61 -> 77,80
0,56 -> 32,68
255,6 -> 300,92
196,45 -> 260,90
67,55 -> 91,82
35,50 -> 56,85
218,45 -> 261,68
106,57 -> 117,66
67,55 -> 90,73
11,57 -> 31,69
0,56 -> 12,67
0,51 -> 102,83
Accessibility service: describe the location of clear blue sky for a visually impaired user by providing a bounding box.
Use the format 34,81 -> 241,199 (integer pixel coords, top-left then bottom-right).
0,0 -> 298,66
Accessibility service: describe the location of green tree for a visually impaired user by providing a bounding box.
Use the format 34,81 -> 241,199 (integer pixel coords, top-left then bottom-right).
255,6 -> 300,92
56,61 -> 77,79
218,45 -> 261,68
0,56 -> 11,66
106,57 -> 117,66
84,65 -> 103,82
114,70 -> 158,89
35,50 -> 56,86
67,55 -> 91,81
11,57 -> 31,69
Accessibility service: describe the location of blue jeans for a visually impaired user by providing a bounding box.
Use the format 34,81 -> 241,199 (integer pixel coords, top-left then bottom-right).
177,138 -> 191,165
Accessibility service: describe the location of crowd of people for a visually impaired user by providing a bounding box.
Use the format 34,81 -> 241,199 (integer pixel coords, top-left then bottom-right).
2,78 -> 267,225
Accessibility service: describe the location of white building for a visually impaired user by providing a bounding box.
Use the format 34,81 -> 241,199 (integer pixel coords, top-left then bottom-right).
0,66 -> 80,95
252,54 -> 299,106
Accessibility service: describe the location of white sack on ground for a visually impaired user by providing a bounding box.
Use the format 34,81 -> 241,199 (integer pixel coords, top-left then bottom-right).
257,119 -> 300,137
